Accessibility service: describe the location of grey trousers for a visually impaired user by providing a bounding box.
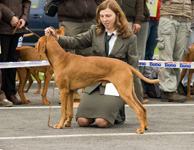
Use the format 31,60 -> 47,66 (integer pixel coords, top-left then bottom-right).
129,22 -> 149,73
59,19 -> 96,56
158,17 -> 191,92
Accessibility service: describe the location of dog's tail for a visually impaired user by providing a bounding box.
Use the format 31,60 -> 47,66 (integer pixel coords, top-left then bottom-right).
129,65 -> 159,84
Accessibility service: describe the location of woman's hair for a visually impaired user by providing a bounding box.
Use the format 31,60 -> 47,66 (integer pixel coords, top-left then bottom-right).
96,0 -> 133,38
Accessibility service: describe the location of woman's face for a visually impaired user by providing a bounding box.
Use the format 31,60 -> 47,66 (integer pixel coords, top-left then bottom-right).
99,8 -> 117,32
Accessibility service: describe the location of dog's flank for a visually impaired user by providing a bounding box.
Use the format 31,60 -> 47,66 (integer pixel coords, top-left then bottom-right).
37,35 -> 159,134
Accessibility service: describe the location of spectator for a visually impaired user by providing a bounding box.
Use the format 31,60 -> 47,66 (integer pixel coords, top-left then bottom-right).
45,0 -> 142,127
145,1 -> 161,60
0,0 -> 31,105
136,0 -> 150,74
158,0 -> 193,102
0,4 -> 14,107
57,0 -> 102,56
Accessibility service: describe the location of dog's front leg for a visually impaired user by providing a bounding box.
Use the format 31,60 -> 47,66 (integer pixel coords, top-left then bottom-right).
53,90 -> 68,129
64,90 -> 74,127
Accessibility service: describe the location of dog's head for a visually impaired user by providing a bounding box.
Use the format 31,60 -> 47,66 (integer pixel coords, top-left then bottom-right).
36,26 -> 65,58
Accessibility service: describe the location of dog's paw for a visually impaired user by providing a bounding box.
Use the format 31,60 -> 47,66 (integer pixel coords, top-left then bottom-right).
64,122 -> 71,127
53,124 -> 63,129
23,89 -> 29,93
43,99 -> 50,105
34,90 -> 40,94
22,100 -> 31,104
186,95 -> 191,100
136,128 -> 144,134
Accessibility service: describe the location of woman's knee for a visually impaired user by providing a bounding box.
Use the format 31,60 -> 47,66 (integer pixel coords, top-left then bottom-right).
95,118 -> 110,128
77,117 -> 93,127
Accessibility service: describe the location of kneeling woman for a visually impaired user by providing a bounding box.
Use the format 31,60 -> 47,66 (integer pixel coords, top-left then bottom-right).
45,0 -> 143,128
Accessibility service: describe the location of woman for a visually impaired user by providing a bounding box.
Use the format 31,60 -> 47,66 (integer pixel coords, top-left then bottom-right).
45,0 -> 142,127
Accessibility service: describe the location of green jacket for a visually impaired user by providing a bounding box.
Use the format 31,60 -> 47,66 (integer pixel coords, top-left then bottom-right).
160,0 -> 194,19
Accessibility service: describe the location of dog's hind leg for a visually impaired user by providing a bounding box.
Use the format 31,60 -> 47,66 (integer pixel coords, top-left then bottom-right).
112,74 -> 146,134
18,68 -> 31,104
23,71 -> 33,93
132,84 -> 148,130
41,71 -> 53,105
116,82 -> 145,134
187,70 -> 193,100
64,90 -> 74,127
180,68 -> 187,82
30,70 -> 41,94
53,89 -> 68,129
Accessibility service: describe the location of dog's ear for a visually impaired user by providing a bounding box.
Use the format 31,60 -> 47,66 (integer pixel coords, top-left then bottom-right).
37,36 -> 47,59
56,26 -> 65,35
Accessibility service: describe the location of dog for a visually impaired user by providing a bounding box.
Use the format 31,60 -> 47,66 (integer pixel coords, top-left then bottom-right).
17,26 -> 65,105
180,43 -> 194,100
37,35 -> 159,134
17,46 -> 54,105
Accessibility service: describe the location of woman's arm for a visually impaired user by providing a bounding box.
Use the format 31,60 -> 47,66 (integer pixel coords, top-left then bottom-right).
45,25 -> 96,50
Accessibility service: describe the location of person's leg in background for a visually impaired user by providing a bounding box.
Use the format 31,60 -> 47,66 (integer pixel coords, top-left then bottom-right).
158,17 -> 189,102
1,33 -> 22,105
136,21 -> 149,74
145,20 -> 158,60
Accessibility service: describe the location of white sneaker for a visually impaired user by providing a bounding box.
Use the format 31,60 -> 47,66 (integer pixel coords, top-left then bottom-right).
0,99 -> 13,107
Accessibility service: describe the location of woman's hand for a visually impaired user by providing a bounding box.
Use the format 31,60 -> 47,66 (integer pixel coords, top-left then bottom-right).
45,27 -> 59,41
133,24 -> 141,33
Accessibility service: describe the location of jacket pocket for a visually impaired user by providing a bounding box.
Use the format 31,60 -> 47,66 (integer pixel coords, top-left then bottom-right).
114,53 -> 126,61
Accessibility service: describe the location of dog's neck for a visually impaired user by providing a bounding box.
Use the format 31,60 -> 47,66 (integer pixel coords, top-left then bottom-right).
45,36 -> 69,68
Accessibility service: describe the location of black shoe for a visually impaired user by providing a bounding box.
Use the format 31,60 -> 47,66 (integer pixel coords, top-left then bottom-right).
114,106 -> 125,124
7,95 -> 22,105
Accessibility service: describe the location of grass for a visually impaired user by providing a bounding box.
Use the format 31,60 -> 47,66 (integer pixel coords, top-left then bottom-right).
154,45 -> 159,55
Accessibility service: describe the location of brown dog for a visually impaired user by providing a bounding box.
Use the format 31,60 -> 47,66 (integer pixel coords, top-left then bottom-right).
17,46 -> 54,105
180,43 -> 194,100
37,35 -> 159,134
17,26 -> 65,105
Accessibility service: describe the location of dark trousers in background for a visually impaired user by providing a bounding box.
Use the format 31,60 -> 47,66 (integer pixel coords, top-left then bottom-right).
145,20 -> 159,60
0,33 -> 22,97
